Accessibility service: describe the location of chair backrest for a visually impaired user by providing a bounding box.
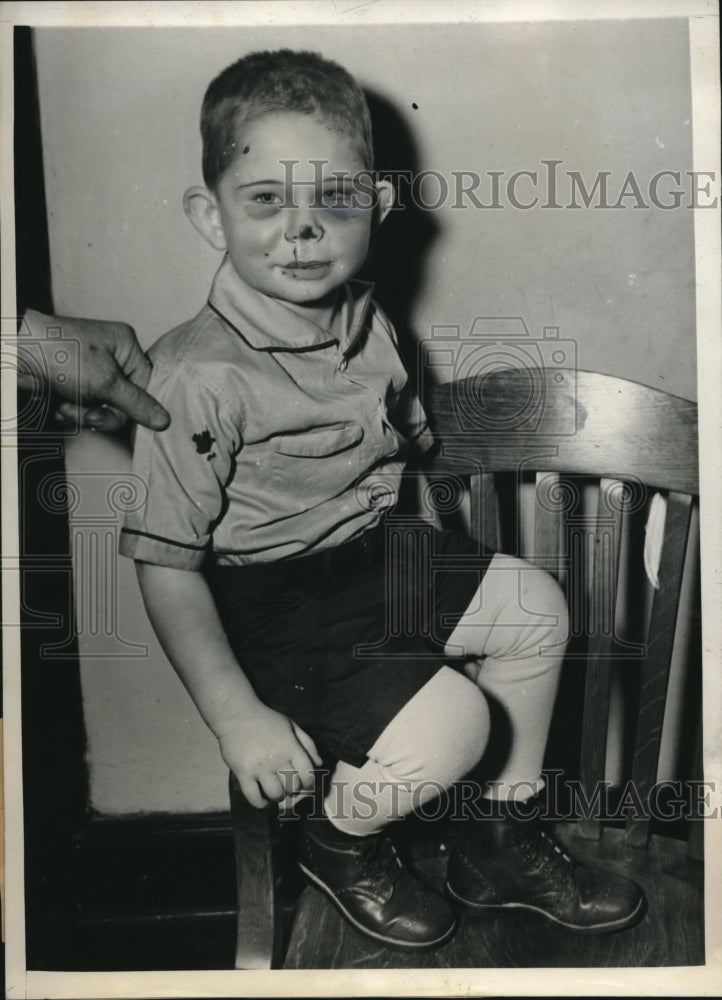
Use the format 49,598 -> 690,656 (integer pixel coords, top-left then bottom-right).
426,369 -> 700,852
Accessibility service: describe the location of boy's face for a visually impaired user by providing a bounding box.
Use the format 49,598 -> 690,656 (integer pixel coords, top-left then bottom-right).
188,112 -> 391,309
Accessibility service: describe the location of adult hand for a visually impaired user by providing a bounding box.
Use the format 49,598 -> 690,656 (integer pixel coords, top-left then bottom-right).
18,309 -> 170,432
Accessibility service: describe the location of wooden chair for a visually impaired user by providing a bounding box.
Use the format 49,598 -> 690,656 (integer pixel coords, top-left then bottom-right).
232,368 -> 704,970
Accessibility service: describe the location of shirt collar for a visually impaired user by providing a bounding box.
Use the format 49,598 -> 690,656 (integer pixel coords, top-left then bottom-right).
208,256 -> 375,355
339,279 -> 376,358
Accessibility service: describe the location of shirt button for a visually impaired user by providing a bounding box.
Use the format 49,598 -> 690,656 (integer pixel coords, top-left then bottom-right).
338,358 -> 348,372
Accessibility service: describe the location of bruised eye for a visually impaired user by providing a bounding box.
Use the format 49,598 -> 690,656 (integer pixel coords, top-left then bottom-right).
321,187 -> 354,208
253,191 -> 283,205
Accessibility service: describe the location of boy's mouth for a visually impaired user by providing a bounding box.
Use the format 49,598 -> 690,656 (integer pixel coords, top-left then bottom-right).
282,260 -> 331,270
280,260 -> 333,280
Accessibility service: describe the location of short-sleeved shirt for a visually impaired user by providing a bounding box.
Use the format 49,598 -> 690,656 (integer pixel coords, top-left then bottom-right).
119,257 -> 434,570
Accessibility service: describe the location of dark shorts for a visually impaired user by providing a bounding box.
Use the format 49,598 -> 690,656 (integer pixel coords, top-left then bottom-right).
211,518 -> 492,768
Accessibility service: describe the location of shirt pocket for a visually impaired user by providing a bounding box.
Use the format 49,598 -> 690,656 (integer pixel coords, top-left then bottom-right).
268,422 -> 365,502
271,421 -> 364,458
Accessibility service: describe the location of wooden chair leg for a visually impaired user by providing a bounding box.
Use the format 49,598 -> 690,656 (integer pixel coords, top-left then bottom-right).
229,772 -> 283,969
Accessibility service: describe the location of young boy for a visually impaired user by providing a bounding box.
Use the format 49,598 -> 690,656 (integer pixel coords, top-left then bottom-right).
120,49 -> 643,949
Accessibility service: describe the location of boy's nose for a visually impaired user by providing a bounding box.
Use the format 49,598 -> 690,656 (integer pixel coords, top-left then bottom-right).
284,217 -> 325,242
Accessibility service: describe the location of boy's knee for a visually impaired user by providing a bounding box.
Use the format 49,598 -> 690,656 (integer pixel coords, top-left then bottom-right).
415,670 -> 489,780
439,672 -> 490,774
481,554 -> 568,659
524,564 -> 568,629
370,668 -> 489,784
517,561 -> 569,653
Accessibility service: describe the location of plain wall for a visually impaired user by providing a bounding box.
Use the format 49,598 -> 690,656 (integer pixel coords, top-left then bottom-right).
34,19 -> 696,814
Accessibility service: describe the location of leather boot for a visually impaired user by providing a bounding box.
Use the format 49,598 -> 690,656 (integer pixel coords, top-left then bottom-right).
298,816 -> 457,949
446,804 -> 645,935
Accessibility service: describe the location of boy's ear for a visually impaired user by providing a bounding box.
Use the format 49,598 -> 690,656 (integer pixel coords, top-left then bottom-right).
183,186 -> 227,251
372,178 -> 395,230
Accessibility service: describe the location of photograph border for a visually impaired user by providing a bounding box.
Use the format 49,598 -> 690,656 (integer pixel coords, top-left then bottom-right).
2,1 -> 720,997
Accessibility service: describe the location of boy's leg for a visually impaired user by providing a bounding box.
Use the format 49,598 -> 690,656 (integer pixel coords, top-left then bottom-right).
444,552 -> 567,799
443,553 -> 644,933
298,666 -> 489,949
323,665 -> 488,833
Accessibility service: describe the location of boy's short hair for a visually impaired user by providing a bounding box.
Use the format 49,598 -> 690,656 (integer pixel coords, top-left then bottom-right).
201,49 -> 374,189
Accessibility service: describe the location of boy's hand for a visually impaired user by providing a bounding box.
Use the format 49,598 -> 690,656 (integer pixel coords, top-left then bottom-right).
217,703 -> 322,809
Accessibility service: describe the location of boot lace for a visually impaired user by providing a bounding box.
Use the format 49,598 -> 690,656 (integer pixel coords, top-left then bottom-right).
513,818 -> 576,887
359,833 -> 404,896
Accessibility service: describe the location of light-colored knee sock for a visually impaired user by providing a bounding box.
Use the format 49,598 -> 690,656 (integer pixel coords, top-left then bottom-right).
325,666 -> 489,836
446,553 -> 569,801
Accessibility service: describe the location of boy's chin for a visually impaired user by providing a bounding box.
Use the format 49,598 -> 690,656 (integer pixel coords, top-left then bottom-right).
278,292 -> 339,315
271,280 -> 343,308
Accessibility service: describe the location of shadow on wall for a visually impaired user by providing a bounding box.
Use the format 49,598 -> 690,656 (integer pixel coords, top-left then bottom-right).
359,89 -> 440,381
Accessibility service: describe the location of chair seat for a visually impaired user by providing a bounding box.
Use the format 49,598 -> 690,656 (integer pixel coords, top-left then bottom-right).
282,823 -> 704,969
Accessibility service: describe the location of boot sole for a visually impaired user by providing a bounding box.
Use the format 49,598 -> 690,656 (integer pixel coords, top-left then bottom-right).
298,861 -> 457,950
446,881 -> 646,936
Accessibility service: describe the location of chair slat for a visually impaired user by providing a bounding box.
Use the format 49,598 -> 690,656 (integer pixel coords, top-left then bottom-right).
533,472 -> 564,580
625,491 -> 693,848
470,472 -> 499,549
577,478 -> 625,840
